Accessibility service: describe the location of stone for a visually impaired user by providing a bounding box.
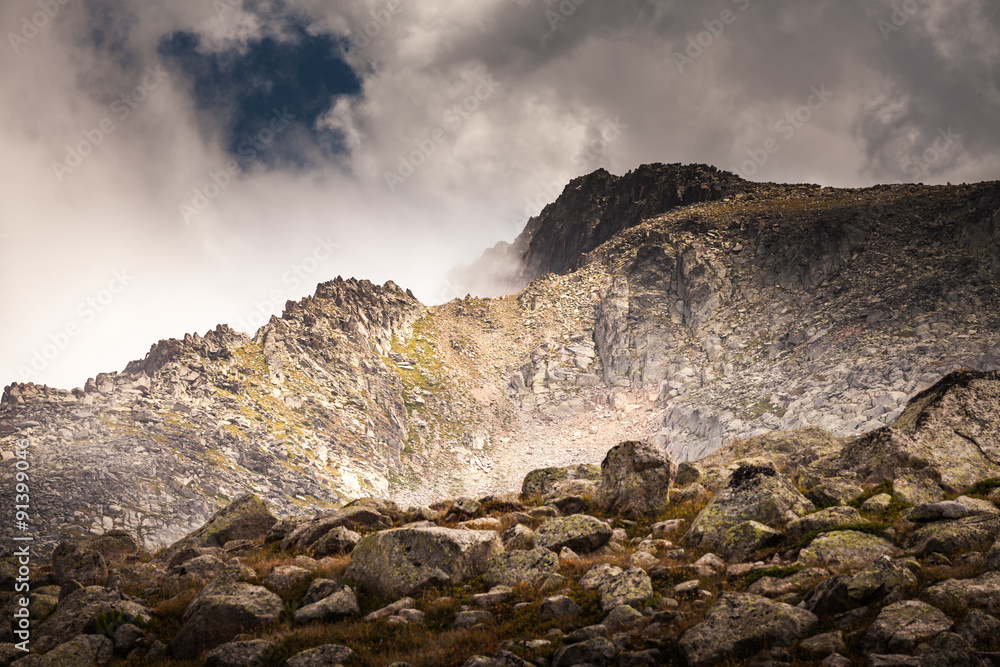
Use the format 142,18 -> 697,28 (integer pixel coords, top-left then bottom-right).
171,571 -> 283,659
500,523 -> 534,551
521,464 -> 601,499
685,464 -> 814,556
160,495 -> 276,563
845,556 -> 918,603
345,526 -> 502,598
483,547 -> 559,588
579,564 -> 653,611
540,595 -> 582,620
893,470 -> 946,506
786,506 -> 863,543
862,600 -> 953,654
923,571 -> 1000,616
596,440 -> 677,518
987,539 -> 1000,571
263,565 -> 312,599
534,514 -> 612,553
162,554 -> 225,598
604,604 -> 645,632
364,597 -> 416,622
113,622 -> 145,655
283,507 -> 392,552
309,526 -> 362,558
284,644 -> 354,667
799,631 -> 847,659
32,587 -> 150,653
678,593 -> 818,667
19,636 -> 95,666
904,515 -> 1000,557
50,542 -> 108,587
205,639 -> 276,667
798,530 -> 899,570
863,493 -> 894,513
720,520 -> 783,561
807,478 -> 865,507
471,586 -> 512,608
958,610 -> 1000,652
454,610 -> 492,628
747,567 -> 828,599
918,632 -> 985,667
294,584 -> 359,624
551,637 -> 616,667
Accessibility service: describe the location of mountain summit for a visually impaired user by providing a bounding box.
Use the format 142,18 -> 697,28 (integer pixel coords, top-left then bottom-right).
2,163 -> 999,551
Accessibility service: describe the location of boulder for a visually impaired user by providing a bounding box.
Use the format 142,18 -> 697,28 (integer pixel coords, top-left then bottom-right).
678,593 -> 818,667
958,609 -> 1000,652
540,595 -> 582,620
17,636 -> 96,667
923,571 -> 1000,616
309,526 -> 362,558
685,464 -> 814,556
986,539 -> 1000,571
595,441 -> 677,518
483,548 -> 559,588
862,493 -> 894,514
844,556 -> 918,603
263,565 -> 312,599
862,600 -> 953,654
786,506 -> 863,543
579,564 -> 653,611
346,526 -> 502,598
50,542 -> 107,587
806,478 -> 865,507
171,570 -> 283,659
904,514 -> 1000,557
159,495 -> 276,563
500,523 -> 534,551
551,637 -> 616,667
294,585 -> 359,624
205,639 -> 276,667
32,587 -> 150,653
522,464 -> 601,499
798,530 -> 899,570
720,520 -> 783,561
905,499 -> 997,523
283,507 -> 392,552
162,554 -> 225,598
534,515 -> 612,553
918,632 -> 987,667
285,644 -> 354,667
892,469 -> 946,506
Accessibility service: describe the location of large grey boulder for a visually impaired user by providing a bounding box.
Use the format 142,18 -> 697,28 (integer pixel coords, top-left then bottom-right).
32,587 -> 150,654
158,495 -> 277,564
171,568 -> 284,659
205,639 -> 276,667
684,464 -> 814,558
785,506 -> 862,543
345,526 -> 502,598
903,514 -> 1000,557
678,593 -> 818,667
798,530 -> 900,570
294,585 -> 359,624
50,542 -> 107,587
595,441 -> 677,518
284,644 -> 354,667
522,464 -> 601,499
862,600 -> 953,654
579,564 -> 653,611
534,515 -> 612,554
923,571 -> 1000,616
282,507 -> 392,552
483,548 -> 559,588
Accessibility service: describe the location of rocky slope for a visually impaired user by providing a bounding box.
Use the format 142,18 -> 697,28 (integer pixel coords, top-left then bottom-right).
2,163 -> 1000,555
2,374 -> 999,666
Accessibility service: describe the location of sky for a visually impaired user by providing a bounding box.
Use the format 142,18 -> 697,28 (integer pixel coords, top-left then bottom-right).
1,0 -> 998,390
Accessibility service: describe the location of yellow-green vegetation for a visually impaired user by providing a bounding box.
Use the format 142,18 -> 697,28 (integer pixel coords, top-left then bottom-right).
741,397 -> 787,421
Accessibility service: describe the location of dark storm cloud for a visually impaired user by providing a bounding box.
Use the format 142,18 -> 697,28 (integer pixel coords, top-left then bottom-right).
0,0 -> 997,389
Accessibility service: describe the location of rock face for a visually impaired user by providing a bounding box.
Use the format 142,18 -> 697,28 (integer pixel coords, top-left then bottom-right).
171,571 -> 284,659
679,593 -> 819,666
345,526 -> 502,598
685,464 -> 813,558
595,441 -> 677,518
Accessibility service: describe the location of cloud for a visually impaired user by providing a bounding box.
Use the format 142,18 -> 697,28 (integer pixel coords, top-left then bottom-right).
0,0 -> 997,389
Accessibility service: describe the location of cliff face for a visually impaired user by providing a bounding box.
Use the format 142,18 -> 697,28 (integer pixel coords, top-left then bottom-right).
2,165 -> 1000,552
